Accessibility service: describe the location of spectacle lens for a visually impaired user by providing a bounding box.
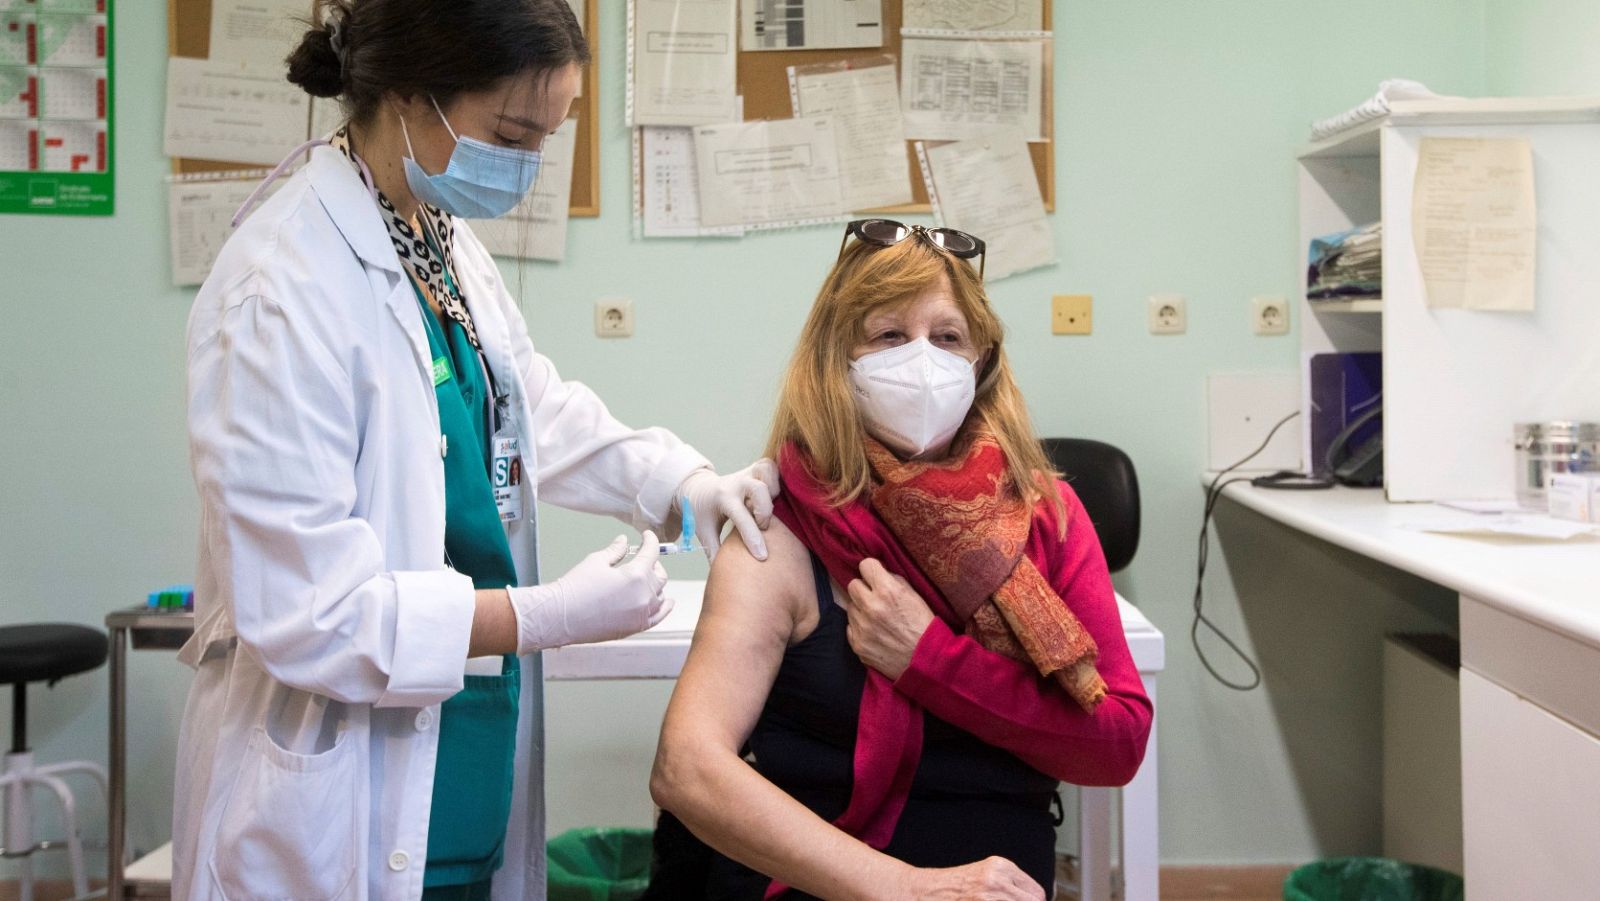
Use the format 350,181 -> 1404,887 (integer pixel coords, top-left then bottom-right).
857,219 -> 910,244
927,228 -> 978,255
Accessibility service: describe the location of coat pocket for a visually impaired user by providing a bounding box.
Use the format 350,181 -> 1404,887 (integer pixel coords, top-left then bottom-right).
209,726 -> 358,901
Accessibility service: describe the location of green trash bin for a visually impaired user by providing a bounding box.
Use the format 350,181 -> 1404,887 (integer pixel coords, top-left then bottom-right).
1284,857 -> 1464,901
547,827 -> 653,901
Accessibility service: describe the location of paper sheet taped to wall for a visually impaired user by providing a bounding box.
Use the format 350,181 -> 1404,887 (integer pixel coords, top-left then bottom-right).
789,57 -> 912,212
919,129 -> 1054,280
631,0 -> 739,126
468,118 -> 578,262
1411,136 -> 1537,311
901,36 -> 1046,142
693,116 -> 846,228
163,57 -> 308,166
640,125 -> 745,238
168,170 -> 275,287
903,0 -> 1043,32
741,0 -> 883,51
208,0 -> 306,77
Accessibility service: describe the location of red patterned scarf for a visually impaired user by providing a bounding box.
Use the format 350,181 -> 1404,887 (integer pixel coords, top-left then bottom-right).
864,434 -> 1106,710
765,433 -> 1103,896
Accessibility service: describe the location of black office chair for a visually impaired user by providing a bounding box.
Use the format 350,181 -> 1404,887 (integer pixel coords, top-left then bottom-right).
0,623 -> 110,899
1040,438 -> 1141,573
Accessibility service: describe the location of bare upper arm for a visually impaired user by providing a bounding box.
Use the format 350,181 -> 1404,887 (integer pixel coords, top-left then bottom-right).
659,518 -> 817,754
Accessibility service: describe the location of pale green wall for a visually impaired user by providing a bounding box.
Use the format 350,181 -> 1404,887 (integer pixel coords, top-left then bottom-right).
3,0 -> 1577,880
1485,0 -> 1600,94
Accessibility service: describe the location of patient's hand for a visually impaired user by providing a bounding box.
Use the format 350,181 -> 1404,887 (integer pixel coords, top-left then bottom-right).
899,856 -> 1047,901
843,559 -> 936,680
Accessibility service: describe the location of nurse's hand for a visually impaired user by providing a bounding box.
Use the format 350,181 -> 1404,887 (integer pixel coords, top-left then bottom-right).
899,857 -> 1046,900
508,533 -> 672,653
842,559 -> 935,681
678,459 -> 781,562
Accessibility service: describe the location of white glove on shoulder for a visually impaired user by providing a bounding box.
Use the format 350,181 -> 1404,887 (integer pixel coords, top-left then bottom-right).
508,533 -> 672,654
679,458 -> 781,561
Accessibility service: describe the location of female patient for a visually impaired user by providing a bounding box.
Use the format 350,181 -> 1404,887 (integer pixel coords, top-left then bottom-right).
649,220 -> 1153,900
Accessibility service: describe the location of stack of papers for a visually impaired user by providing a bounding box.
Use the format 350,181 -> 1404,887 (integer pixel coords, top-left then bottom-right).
1310,79 -> 1442,142
1308,222 -> 1382,300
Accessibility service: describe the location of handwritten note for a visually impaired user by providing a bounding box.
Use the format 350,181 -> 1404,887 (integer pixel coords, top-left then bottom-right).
1412,137 -> 1537,311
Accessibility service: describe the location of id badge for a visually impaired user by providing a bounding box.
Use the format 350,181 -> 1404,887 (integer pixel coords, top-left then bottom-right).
491,435 -> 524,522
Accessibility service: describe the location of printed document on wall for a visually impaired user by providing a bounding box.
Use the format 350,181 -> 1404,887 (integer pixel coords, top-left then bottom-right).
1411,137 -> 1536,311
790,57 -> 911,211
168,171 -> 277,287
209,0 -> 306,76
164,57 -> 308,166
904,0 -> 1043,32
902,37 -> 1045,142
742,0 -> 883,51
632,0 -> 738,126
693,116 -> 846,228
641,125 -> 744,237
920,130 -> 1053,280
469,118 -> 578,261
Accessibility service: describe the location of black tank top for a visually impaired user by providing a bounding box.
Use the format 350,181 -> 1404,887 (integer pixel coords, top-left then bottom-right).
648,553 -> 1060,900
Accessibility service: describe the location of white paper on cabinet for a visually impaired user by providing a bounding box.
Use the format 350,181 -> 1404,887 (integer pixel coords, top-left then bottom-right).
789,57 -> 912,211
901,36 -> 1045,142
163,57 -> 308,166
918,130 -> 1053,280
741,0 -> 883,51
1412,136 -> 1537,311
468,119 -> 578,262
631,0 -> 739,126
693,116 -> 847,228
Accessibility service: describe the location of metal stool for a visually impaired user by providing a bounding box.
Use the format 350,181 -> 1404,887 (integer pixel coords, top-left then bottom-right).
1,623 -> 110,901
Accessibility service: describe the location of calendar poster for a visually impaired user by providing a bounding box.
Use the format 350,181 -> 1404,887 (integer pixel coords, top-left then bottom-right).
0,0 -> 114,215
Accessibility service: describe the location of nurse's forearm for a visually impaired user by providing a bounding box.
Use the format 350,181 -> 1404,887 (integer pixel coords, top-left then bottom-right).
468,590 -> 518,657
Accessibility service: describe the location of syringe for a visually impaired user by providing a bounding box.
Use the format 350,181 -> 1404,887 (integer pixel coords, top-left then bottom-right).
626,494 -> 699,556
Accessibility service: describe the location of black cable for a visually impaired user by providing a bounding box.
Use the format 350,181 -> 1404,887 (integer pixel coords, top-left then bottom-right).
1193,410 -> 1300,691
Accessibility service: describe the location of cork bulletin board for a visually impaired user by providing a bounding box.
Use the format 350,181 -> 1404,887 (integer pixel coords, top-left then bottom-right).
166,0 -> 602,215
639,0 -> 1055,214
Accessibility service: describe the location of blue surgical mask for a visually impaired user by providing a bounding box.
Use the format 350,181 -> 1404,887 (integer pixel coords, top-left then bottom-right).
399,97 -> 541,219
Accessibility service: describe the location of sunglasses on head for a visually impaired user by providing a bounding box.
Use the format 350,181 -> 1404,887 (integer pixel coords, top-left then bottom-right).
838,219 -> 987,280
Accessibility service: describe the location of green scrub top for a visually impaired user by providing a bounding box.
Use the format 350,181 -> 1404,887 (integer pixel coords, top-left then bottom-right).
411,253 -> 521,891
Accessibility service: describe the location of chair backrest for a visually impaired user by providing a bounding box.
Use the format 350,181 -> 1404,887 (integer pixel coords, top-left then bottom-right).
1040,438 -> 1141,573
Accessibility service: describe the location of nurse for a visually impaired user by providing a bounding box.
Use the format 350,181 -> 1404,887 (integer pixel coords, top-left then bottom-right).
172,1 -> 777,898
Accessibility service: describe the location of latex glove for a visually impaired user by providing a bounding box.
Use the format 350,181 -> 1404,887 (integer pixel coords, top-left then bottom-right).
678,459 -> 781,561
508,532 -> 672,653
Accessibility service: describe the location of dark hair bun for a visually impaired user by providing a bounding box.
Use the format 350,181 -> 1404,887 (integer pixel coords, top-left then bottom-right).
286,26 -> 343,98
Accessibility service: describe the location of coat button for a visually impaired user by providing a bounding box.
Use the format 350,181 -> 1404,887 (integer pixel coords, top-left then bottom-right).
440,434 -> 449,458
388,849 -> 410,871
415,709 -> 433,731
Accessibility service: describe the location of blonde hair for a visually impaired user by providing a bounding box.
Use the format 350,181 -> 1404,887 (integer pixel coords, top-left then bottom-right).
766,236 -> 1068,535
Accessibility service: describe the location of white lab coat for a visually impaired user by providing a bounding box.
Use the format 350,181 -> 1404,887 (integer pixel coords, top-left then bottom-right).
172,145 -> 708,901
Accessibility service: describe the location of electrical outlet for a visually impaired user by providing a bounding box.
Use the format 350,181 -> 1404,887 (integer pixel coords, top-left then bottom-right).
1148,294 -> 1187,335
1052,294 -> 1092,335
595,298 -> 634,338
1252,295 -> 1289,336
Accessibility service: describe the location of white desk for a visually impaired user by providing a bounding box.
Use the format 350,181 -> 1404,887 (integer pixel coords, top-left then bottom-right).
547,580 -> 1166,901
1214,482 -> 1600,900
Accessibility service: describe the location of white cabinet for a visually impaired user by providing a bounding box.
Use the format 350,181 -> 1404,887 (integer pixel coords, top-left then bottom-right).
1460,593 -> 1600,898
1460,669 -> 1600,899
1296,99 -> 1600,501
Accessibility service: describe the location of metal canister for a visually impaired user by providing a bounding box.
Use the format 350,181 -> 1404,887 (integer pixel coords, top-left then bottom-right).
1513,421 -> 1600,507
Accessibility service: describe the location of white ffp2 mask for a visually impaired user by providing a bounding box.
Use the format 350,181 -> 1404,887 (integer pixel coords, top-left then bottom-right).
849,338 -> 977,459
